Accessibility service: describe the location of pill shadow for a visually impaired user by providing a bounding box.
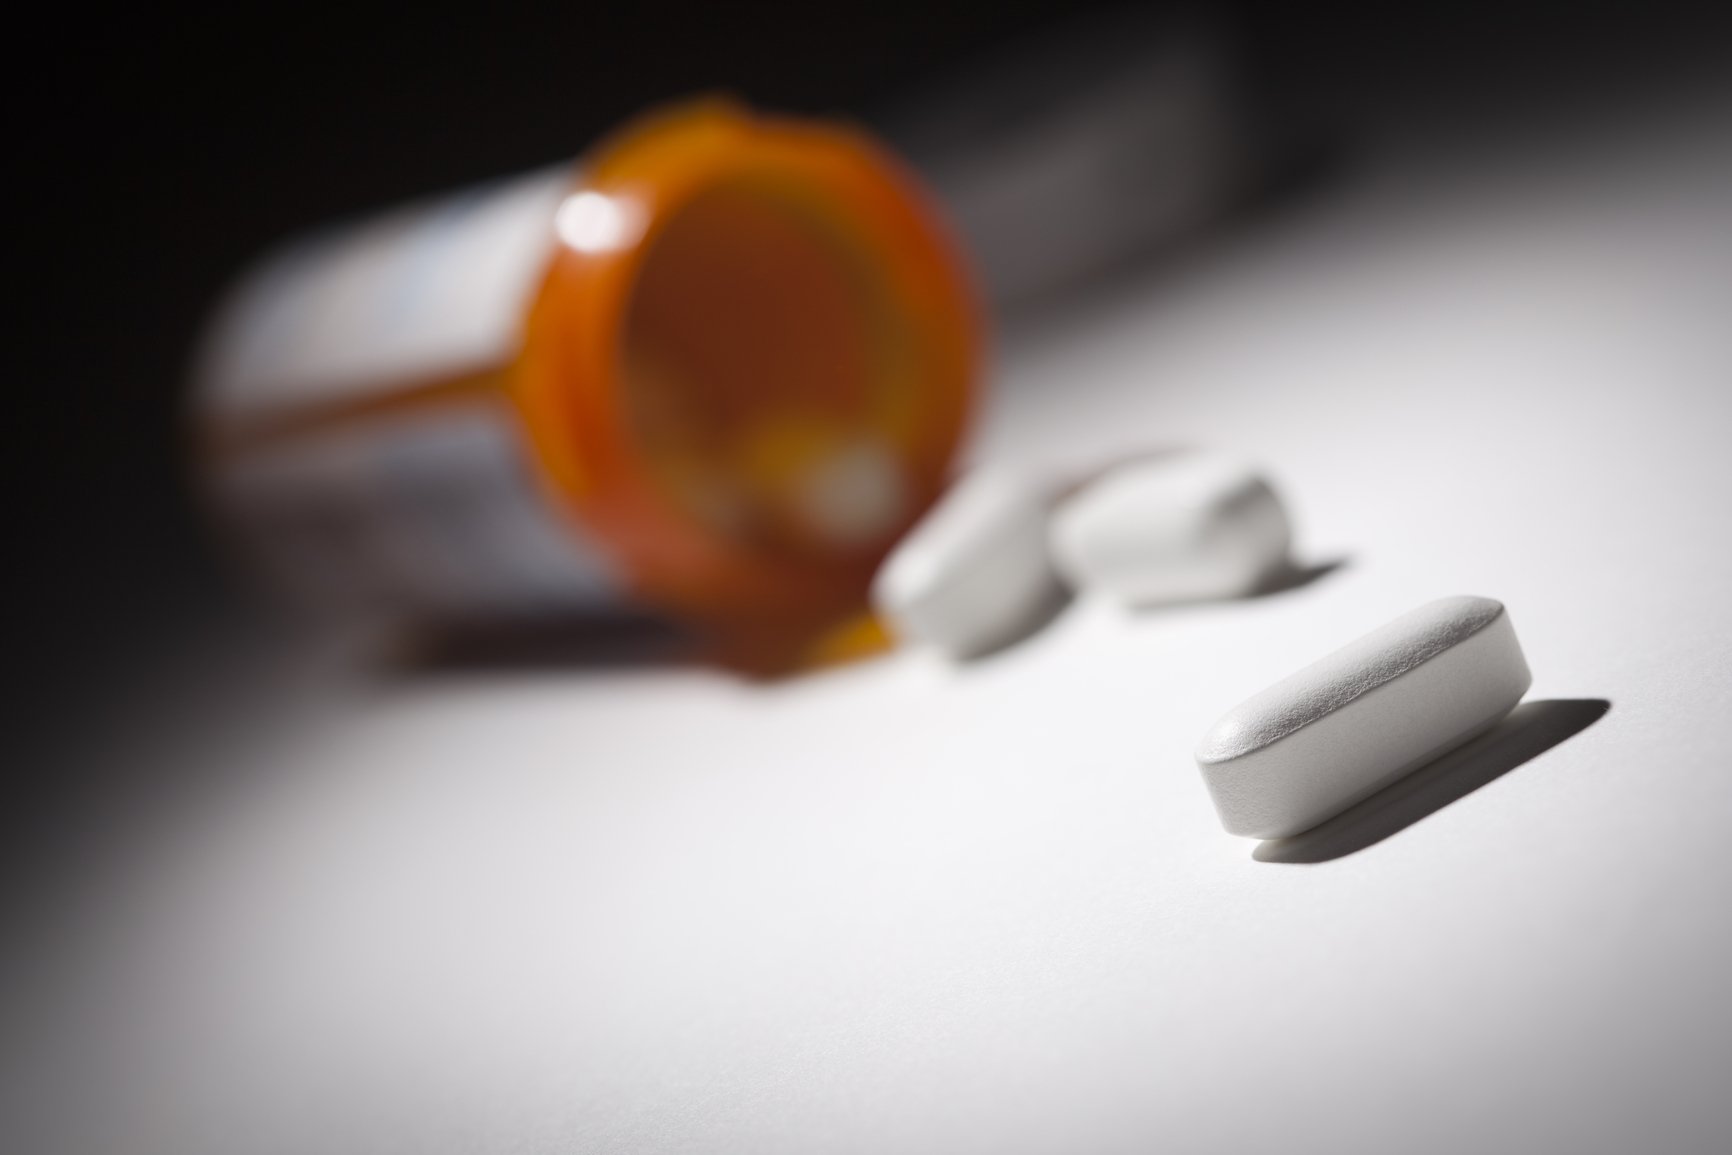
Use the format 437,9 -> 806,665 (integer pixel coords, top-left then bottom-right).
1253,698 -> 1610,864
1250,557 -> 1348,598
1121,557 -> 1346,619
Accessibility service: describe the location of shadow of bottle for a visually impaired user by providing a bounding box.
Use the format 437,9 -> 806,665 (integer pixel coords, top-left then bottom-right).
1254,698 -> 1610,864
394,611 -> 704,673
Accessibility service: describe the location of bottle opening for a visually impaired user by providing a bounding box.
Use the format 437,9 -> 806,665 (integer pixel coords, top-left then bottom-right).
622,181 -> 912,558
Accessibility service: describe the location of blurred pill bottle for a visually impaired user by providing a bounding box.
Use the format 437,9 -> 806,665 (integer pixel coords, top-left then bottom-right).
194,99 -> 981,672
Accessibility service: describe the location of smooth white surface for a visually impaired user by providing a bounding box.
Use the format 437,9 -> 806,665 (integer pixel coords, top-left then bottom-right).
7,98 -> 1732,1155
1049,449 -> 1290,605
870,466 -> 1064,658
1197,598 -> 1532,838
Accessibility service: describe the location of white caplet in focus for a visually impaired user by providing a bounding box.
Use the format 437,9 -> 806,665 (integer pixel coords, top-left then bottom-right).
1195,596 -> 1533,840
1048,450 -> 1290,606
870,467 -> 1065,660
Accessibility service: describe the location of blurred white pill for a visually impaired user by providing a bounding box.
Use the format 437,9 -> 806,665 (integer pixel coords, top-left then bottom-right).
871,467 -> 1065,659
1196,596 -> 1533,839
1048,450 -> 1290,606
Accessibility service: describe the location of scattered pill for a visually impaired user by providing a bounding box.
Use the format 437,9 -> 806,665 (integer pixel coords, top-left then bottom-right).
871,467 -> 1065,659
1048,450 -> 1290,606
1195,596 -> 1532,839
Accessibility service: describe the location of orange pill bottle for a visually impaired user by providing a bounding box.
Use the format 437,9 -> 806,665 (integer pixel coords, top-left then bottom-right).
194,100 -> 982,671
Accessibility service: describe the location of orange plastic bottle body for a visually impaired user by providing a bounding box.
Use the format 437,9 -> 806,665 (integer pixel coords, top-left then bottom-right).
196,100 -> 982,670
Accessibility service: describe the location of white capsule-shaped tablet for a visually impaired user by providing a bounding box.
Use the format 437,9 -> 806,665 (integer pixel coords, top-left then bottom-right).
1048,450 -> 1291,606
1196,596 -> 1533,839
871,467 -> 1065,659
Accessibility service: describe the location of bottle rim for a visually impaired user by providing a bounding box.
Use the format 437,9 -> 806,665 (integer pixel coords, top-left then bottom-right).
512,98 -> 983,662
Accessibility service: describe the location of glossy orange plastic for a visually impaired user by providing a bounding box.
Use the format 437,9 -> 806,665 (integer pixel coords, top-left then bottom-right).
513,99 -> 981,668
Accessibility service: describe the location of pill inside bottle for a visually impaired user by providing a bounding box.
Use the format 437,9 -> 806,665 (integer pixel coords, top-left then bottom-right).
195,100 -> 981,672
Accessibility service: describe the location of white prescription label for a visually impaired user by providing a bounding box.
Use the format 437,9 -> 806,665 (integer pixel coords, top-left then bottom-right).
198,164 -> 576,422
217,403 -> 623,621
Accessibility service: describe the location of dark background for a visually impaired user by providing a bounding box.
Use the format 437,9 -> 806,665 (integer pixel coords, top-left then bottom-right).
6,1 -> 1727,819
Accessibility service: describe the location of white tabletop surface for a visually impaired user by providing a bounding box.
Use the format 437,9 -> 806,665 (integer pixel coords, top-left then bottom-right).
6,92 -> 1731,1155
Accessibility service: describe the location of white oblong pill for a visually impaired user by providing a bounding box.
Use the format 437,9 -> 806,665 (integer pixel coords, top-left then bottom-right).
871,467 -> 1065,659
1195,596 -> 1533,839
1048,450 -> 1291,606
